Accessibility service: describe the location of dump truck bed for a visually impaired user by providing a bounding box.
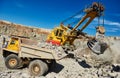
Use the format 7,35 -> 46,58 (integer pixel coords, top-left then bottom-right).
20,44 -> 56,59
3,37 -> 67,60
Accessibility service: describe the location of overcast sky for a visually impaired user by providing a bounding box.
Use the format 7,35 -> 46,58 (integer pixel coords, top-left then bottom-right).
0,0 -> 120,36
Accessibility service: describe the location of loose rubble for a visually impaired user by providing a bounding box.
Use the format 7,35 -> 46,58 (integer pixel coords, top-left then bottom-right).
0,58 -> 120,78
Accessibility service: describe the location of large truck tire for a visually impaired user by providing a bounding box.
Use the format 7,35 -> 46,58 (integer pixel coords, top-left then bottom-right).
29,60 -> 48,76
5,54 -> 21,69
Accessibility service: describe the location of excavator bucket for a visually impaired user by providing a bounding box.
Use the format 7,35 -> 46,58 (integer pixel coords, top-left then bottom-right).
87,39 -> 107,55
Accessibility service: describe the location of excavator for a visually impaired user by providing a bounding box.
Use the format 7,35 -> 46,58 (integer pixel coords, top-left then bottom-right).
47,2 -> 108,54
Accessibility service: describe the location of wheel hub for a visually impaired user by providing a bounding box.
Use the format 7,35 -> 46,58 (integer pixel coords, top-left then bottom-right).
9,58 -> 17,67
32,65 -> 41,74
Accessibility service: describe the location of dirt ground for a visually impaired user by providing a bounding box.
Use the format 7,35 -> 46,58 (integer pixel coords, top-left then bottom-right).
0,37 -> 120,78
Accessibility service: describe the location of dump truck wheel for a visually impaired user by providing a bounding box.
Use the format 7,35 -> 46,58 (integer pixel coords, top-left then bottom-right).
5,54 -> 21,69
29,60 -> 48,76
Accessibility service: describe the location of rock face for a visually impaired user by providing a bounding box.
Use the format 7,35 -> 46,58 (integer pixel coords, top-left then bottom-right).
0,20 -> 50,41
0,20 -> 120,78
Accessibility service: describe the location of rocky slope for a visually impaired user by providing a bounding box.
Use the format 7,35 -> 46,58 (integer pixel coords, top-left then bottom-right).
0,20 -> 50,41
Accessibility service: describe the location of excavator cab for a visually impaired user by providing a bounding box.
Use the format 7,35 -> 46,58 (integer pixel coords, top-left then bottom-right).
47,24 -> 68,46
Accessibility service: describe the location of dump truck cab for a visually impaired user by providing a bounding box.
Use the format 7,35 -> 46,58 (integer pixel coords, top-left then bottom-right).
6,37 -> 20,52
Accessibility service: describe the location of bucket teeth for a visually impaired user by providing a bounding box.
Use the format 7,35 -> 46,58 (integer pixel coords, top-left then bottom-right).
87,39 -> 107,55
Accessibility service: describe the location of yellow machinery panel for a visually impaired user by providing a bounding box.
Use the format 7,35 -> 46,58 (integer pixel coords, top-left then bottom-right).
7,38 -> 20,52
47,24 -> 68,45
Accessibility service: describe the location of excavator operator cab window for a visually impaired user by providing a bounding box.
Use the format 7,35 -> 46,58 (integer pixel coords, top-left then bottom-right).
55,29 -> 63,37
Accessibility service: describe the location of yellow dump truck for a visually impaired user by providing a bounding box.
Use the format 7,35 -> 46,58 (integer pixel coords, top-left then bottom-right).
2,36 -> 67,76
